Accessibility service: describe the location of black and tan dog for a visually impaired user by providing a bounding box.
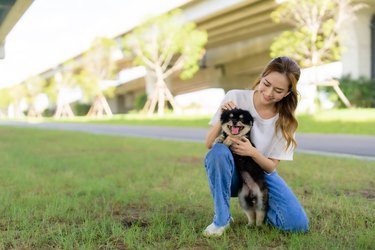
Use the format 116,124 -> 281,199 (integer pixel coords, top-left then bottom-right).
214,108 -> 268,226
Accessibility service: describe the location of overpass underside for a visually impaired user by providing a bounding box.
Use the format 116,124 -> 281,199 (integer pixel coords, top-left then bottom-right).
112,0 -> 288,113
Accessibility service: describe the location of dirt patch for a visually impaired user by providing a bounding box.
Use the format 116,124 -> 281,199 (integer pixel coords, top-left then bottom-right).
0,222 -> 8,232
177,156 -> 204,165
345,189 -> 375,200
99,238 -> 129,250
303,189 -> 312,197
111,202 -> 151,228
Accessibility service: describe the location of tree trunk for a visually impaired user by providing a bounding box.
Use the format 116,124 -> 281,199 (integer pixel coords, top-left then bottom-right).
157,81 -> 166,116
54,103 -> 75,118
27,105 -> 41,118
87,95 -> 113,117
144,79 -> 177,116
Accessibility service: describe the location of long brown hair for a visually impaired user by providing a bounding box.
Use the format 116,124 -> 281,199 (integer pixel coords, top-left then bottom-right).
252,56 -> 300,149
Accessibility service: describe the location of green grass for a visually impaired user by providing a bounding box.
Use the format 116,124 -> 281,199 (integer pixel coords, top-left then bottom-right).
297,108 -> 375,135
21,108 -> 375,135
0,127 -> 374,249
44,113 -> 213,127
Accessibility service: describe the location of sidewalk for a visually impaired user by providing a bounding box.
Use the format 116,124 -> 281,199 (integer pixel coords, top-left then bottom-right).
0,120 -> 374,160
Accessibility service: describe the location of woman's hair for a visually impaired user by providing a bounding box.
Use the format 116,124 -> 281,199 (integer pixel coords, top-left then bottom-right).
251,56 -> 300,149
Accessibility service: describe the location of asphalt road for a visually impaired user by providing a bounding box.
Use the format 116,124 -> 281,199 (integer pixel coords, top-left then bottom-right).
1,120 -> 374,160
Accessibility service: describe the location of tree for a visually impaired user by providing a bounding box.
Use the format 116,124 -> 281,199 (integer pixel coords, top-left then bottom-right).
123,9 -> 207,116
78,37 -> 119,117
50,60 -> 79,118
0,88 -> 12,117
270,0 -> 366,68
270,0 -> 367,110
8,84 -> 26,118
24,75 -> 47,118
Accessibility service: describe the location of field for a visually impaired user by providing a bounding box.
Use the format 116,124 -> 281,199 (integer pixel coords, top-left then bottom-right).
0,126 -> 374,249
36,108 -> 375,135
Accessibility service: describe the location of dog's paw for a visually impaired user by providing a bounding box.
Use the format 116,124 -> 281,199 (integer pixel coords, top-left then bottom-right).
223,136 -> 232,146
214,135 -> 225,145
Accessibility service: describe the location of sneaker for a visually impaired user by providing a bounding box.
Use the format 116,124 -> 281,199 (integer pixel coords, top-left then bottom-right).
202,218 -> 233,237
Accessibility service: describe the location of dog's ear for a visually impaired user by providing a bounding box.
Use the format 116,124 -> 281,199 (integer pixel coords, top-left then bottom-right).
220,109 -> 231,123
241,110 -> 254,126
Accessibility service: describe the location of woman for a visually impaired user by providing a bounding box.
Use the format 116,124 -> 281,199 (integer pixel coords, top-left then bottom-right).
203,56 -> 309,237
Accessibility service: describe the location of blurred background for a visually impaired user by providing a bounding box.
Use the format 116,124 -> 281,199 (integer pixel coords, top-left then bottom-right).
0,0 -> 374,119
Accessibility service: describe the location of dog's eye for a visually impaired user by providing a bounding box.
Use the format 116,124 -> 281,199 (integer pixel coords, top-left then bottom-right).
229,113 -> 233,118
239,115 -> 243,119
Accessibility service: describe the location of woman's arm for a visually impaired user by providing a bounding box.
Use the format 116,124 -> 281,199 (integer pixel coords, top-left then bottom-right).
230,137 -> 279,173
205,122 -> 222,149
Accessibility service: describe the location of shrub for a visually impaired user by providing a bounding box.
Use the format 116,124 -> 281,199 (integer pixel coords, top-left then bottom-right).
328,75 -> 375,108
72,102 -> 91,116
42,108 -> 55,117
134,93 -> 148,110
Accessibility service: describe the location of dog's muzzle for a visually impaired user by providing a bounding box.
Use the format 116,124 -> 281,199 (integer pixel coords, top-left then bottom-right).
228,125 -> 244,135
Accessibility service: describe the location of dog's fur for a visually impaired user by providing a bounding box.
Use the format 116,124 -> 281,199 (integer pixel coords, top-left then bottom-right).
214,108 -> 268,226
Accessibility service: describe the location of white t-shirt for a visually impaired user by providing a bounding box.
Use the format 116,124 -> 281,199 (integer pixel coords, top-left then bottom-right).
209,89 -> 294,161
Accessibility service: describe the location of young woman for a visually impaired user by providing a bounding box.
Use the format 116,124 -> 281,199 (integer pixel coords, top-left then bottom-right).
203,56 -> 309,237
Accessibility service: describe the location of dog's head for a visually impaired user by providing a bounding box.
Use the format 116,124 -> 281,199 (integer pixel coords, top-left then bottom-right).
220,108 -> 253,137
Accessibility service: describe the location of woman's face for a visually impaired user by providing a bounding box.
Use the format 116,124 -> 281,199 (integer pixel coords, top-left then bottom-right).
258,71 -> 290,105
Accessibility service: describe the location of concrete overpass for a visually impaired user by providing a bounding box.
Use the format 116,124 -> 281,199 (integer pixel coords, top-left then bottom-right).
0,0 -> 33,59
111,0 -> 375,113
112,0 -> 290,113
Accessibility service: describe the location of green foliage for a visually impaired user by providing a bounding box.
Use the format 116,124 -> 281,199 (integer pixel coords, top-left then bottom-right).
46,59 -> 81,104
103,86 -> 116,99
270,27 -> 341,68
44,77 -> 58,104
41,107 -> 55,117
270,29 -> 309,67
123,9 -> 207,80
270,0 -> 363,67
78,37 -> 119,102
71,102 -> 91,116
9,84 -> 26,107
325,75 -> 375,108
0,87 -> 12,109
134,93 -> 148,110
23,76 -> 47,105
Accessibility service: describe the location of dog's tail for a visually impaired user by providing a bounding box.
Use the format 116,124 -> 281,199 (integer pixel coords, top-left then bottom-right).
240,171 -> 262,204
245,191 -> 257,206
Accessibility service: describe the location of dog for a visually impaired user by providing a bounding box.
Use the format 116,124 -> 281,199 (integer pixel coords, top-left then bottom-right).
214,108 -> 268,226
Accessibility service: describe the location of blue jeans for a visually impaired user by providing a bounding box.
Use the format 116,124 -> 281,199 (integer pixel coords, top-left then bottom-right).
204,143 -> 309,232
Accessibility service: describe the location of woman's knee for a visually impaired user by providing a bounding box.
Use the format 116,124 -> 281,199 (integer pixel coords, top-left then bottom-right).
267,199 -> 309,233
205,144 -> 233,169
282,209 -> 309,233
292,212 -> 309,233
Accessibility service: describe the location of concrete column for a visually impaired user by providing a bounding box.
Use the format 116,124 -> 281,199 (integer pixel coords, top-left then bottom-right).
340,8 -> 374,79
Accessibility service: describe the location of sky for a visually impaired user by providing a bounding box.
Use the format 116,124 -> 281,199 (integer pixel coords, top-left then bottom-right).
0,0 -> 189,88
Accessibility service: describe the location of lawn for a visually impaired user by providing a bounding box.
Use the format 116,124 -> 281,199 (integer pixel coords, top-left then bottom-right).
37,108 -> 375,135
0,126 -> 374,249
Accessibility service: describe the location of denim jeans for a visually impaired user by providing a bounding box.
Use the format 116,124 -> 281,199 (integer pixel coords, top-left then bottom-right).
204,143 -> 309,232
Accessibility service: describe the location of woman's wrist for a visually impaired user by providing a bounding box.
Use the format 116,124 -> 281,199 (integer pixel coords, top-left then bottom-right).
251,149 -> 277,173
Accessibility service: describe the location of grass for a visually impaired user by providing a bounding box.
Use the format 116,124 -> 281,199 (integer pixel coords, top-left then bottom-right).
297,108 -> 375,135
0,126 -> 374,249
20,108 -> 375,135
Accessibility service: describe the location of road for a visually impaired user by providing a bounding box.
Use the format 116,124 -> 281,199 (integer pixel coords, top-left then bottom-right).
0,120 -> 374,160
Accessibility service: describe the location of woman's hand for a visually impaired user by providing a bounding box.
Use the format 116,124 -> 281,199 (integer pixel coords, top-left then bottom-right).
221,101 -> 237,112
230,137 -> 256,157
231,137 -> 280,173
